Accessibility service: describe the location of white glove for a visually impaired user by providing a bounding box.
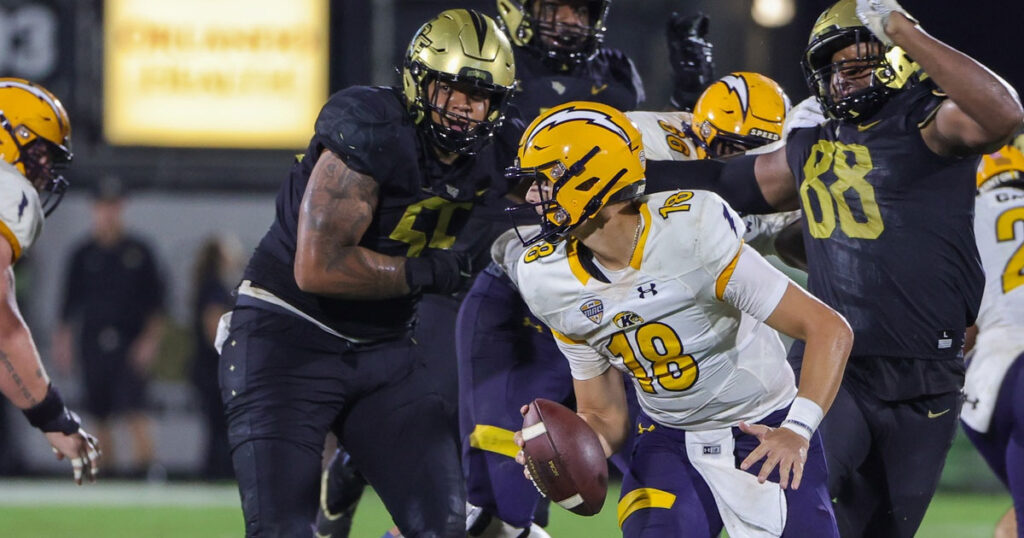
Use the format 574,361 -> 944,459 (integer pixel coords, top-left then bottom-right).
855,0 -> 916,46
783,96 -> 827,138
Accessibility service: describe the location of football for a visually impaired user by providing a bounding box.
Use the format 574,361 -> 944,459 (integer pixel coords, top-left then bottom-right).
521,398 -> 608,516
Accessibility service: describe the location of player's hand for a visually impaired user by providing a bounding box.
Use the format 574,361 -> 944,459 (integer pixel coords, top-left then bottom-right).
666,12 -> 714,111
513,404 -> 538,484
738,421 -> 808,490
783,96 -> 827,138
405,248 -> 472,296
45,428 -> 101,485
855,0 -> 916,46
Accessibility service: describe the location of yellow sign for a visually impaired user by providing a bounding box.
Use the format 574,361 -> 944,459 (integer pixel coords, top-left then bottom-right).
104,0 -> 328,148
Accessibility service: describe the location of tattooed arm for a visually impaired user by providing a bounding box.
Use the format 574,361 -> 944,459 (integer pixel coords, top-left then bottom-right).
0,238 -> 49,409
294,149 -> 411,299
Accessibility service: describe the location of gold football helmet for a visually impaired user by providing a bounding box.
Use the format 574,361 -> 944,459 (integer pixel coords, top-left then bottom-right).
0,78 -> 72,215
495,0 -> 610,68
690,72 -> 790,159
977,144 -> 1024,191
505,101 -> 646,245
403,9 -> 516,155
802,0 -> 916,121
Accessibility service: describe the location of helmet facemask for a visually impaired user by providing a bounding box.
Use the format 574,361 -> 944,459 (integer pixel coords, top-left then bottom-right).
411,66 -> 512,156
1,118 -> 71,216
803,29 -> 898,122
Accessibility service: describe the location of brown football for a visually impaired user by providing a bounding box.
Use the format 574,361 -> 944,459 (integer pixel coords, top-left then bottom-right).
521,398 -> 608,516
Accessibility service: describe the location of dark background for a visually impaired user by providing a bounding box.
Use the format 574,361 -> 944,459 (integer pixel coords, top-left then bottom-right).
1,0 -> 1020,192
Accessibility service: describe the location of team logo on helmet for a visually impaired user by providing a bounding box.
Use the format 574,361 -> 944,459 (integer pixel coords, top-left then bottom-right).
580,299 -> 604,324
526,106 -> 632,148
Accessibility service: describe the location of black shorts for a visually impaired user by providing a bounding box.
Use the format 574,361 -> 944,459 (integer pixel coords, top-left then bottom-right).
220,306 -> 464,537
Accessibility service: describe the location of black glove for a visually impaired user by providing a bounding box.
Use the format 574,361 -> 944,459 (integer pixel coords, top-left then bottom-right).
22,384 -> 82,435
667,12 -> 715,111
405,248 -> 472,296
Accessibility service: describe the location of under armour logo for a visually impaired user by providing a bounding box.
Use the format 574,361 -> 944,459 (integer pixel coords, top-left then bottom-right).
17,193 -> 27,221
637,283 -> 657,298
964,396 -> 980,410
637,423 -> 655,434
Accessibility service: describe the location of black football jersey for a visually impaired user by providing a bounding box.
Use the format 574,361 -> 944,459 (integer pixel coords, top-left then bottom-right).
511,47 -> 644,123
243,86 -> 523,341
785,81 -> 983,360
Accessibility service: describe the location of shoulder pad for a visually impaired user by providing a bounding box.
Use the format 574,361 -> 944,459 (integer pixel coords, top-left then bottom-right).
314,86 -> 412,176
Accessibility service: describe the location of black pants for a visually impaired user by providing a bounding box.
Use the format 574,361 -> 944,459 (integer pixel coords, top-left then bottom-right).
822,378 -> 961,538
220,306 -> 465,537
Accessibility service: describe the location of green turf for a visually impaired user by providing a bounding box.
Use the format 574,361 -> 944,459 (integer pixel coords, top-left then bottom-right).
0,485 -> 1010,537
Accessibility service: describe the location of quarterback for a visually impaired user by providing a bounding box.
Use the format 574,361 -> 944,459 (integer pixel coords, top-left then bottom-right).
509,101 -> 853,537
643,1 -> 1023,534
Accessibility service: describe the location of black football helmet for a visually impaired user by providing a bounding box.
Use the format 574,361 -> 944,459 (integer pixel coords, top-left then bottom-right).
496,0 -> 610,69
402,9 -> 516,156
802,0 -> 920,122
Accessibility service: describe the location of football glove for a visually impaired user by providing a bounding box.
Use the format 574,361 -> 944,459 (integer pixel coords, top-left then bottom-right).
405,248 -> 472,296
855,0 -> 917,46
667,12 -> 715,111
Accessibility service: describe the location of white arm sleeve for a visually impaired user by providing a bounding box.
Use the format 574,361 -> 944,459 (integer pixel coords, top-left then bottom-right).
721,244 -> 790,322
554,335 -> 611,381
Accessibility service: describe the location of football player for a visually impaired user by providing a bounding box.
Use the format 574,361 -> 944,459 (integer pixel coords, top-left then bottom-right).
314,3 -> 659,537
961,140 -> 1024,538
0,78 -> 100,484
218,10 -> 520,537
507,101 -> 852,537
642,0 -> 1024,535
456,71 -> 792,538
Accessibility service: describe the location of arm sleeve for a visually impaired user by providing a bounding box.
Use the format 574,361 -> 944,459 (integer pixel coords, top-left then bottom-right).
720,244 -> 790,322
552,331 -> 612,381
644,154 -> 775,214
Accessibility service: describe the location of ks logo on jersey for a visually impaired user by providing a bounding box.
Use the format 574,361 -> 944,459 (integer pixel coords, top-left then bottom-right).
579,299 -> 604,324
613,311 -> 644,328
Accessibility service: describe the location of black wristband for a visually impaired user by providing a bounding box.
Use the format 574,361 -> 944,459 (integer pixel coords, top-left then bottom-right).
22,384 -> 80,434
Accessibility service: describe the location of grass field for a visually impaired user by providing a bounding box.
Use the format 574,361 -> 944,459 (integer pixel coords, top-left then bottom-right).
0,480 -> 1011,537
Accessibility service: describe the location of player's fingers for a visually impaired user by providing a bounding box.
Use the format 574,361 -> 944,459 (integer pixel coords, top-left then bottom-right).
738,421 -> 769,440
790,459 -> 805,490
71,457 -> 83,485
757,452 -> 780,484
777,457 -> 790,489
740,444 -> 767,470
520,405 -> 529,416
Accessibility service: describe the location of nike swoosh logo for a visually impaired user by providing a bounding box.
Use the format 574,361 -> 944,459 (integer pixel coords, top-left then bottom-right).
927,409 -> 951,419
857,120 -> 882,132
591,84 -> 608,95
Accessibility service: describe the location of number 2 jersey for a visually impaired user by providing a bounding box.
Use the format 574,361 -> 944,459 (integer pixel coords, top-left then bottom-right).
242,86 -> 522,342
511,190 -> 797,430
784,80 -> 983,364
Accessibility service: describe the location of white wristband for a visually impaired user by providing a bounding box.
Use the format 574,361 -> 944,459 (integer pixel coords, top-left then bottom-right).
780,396 -> 824,441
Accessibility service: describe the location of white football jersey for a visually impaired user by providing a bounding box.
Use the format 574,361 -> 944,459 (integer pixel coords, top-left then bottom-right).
0,160 -> 43,261
962,185 -> 1024,432
514,190 -> 796,430
626,110 -> 700,162
974,186 -> 1024,335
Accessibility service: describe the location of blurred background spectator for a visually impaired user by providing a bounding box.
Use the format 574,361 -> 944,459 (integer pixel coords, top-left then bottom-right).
189,233 -> 241,480
52,177 -> 166,479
